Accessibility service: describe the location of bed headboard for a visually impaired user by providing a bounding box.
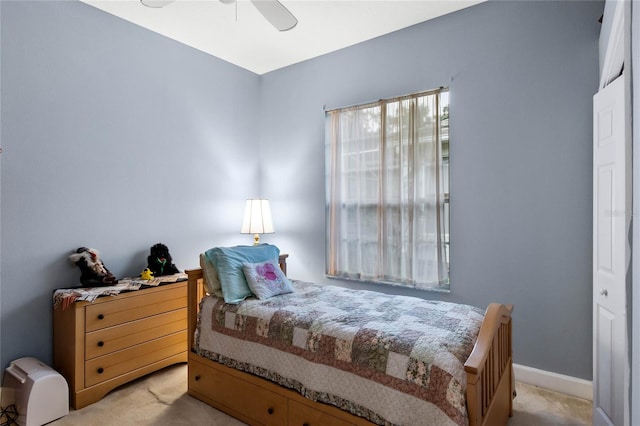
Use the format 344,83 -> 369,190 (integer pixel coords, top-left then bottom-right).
185,253 -> 289,351
277,253 -> 289,276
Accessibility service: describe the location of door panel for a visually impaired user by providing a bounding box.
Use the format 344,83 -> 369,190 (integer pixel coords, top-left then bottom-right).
596,305 -> 614,420
596,165 -> 614,273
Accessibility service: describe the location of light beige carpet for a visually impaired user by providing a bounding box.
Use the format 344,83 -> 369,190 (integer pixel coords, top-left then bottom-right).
49,364 -> 592,425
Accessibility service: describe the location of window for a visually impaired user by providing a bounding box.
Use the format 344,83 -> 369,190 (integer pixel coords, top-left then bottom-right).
325,88 -> 450,291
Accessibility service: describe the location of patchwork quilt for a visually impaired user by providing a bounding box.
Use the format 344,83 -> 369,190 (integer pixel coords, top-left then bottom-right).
195,280 -> 484,426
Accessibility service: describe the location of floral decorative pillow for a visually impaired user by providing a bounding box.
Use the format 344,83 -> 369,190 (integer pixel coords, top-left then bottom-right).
243,259 -> 294,300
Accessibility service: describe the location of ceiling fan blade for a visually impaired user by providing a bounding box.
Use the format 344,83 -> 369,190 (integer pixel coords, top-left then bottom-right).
250,0 -> 298,32
140,0 -> 175,8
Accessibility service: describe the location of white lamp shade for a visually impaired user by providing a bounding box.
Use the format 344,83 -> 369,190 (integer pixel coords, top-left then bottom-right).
241,199 -> 274,235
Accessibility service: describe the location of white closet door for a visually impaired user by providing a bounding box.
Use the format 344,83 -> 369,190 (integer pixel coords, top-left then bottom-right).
593,74 -> 628,426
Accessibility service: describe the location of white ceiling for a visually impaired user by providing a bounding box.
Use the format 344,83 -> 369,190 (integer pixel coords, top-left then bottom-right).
81,0 -> 483,75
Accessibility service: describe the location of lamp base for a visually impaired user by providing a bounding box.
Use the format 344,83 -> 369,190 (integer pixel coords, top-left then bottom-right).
253,234 -> 260,245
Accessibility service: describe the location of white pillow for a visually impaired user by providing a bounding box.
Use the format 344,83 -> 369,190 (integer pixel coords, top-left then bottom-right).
199,253 -> 223,297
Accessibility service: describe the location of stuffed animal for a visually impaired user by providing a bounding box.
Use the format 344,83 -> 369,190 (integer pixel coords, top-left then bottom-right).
140,268 -> 154,280
147,243 -> 180,277
69,247 -> 118,287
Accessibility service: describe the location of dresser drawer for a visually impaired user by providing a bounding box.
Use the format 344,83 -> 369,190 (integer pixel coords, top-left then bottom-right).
85,286 -> 186,331
85,331 -> 186,387
189,358 -> 287,426
85,308 -> 187,359
289,400 -> 356,426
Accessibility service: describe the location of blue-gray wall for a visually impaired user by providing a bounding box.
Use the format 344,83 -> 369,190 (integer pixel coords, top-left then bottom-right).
0,1 -> 261,370
1,0 -> 602,381
259,0 -> 602,380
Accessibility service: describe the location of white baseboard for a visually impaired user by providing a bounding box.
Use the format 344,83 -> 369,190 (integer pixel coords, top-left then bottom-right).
513,363 -> 593,401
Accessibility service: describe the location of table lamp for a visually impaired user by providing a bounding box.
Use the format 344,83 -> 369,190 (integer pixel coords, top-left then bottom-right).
241,199 -> 274,245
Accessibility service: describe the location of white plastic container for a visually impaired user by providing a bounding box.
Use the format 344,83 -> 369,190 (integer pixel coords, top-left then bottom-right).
2,357 -> 69,426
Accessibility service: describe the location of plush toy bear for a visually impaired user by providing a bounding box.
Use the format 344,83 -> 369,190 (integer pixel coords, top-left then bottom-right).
147,243 -> 180,277
69,247 -> 118,287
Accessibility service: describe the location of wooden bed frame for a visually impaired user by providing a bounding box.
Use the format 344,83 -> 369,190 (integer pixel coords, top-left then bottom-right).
186,255 -> 514,426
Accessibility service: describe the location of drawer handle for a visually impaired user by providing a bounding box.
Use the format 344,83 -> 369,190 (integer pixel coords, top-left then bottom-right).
97,367 -> 104,374
267,408 -> 274,415
194,375 -> 201,381
97,341 -> 104,347
97,314 -> 104,320
303,423 -> 309,426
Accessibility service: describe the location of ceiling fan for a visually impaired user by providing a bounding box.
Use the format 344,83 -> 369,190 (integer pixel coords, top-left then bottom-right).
139,0 -> 298,32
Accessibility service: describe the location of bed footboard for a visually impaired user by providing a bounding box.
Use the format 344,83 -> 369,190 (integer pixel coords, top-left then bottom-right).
464,303 -> 514,426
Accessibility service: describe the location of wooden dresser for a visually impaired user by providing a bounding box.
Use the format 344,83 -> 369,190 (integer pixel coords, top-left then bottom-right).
53,281 -> 188,409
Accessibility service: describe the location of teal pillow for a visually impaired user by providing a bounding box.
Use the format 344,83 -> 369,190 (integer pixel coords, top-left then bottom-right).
205,244 -> 280,304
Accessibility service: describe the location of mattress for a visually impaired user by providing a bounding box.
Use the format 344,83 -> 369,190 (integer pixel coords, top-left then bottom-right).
195,280 -> 484,426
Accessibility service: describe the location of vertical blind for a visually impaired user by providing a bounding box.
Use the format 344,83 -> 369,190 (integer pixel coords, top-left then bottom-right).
325,88 -> 449,290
